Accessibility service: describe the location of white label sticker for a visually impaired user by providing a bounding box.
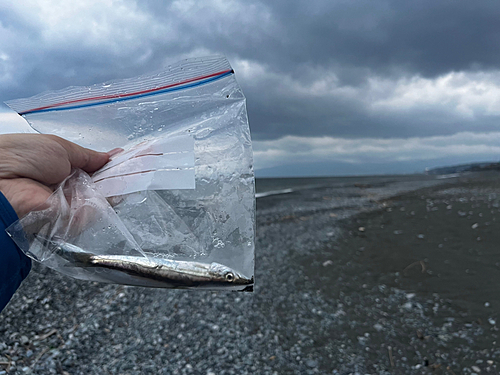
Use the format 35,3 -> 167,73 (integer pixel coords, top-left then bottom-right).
92,134 -> 195,197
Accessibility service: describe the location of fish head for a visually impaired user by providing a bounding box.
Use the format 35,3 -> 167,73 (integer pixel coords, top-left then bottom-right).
208,263 -> 253,286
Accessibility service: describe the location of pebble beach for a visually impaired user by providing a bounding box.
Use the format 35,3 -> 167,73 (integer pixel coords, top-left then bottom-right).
1,172 -> 500,374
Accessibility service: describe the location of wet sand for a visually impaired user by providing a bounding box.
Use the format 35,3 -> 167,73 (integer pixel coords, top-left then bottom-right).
260,171 -> 500,373
343,173 -> 500,319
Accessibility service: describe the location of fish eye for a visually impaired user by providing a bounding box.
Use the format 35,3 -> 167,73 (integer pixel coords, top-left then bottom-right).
225,272 -> 235,282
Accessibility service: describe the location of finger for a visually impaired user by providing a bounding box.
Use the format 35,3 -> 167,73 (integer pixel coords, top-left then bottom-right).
107,148 -> 123,158
57,170 -> 114,239
107,195 -> 125,207
79,147 -> 110,173
48,135 -> 110,173
66,203 -> 103,238
0,178 -> 53,218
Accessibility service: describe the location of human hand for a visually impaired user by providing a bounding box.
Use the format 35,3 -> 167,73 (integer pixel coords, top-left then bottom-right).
0,134 -> 111,218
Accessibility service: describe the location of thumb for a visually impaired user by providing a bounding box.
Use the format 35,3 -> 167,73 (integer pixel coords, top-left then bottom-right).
77,147 -> 110,173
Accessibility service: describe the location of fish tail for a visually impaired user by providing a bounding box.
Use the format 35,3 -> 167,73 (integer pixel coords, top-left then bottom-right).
54,246 -> 96,267
34,234 -> 95,267
65,251 -> 95,267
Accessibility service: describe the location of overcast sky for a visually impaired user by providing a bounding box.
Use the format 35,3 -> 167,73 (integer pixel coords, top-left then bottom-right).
2,0 -> 500,177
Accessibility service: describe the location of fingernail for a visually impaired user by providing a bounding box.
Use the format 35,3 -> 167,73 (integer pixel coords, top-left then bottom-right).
107,148 -> 123,157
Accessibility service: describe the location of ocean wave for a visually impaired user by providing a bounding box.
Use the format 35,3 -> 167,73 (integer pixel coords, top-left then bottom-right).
255,188 -> 294,199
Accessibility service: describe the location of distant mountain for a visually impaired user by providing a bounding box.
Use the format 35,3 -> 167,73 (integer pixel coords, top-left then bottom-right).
425,162 -> 500,175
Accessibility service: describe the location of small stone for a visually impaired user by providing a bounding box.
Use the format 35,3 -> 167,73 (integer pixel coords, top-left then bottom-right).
393,230 -> 403,235
322,260 -> 334,267
487,360 -> 494,365
358,227 -> 365,232
373,323 -> 383,332
306,359 -> 318,368
417,234 -> 425,239
19,336 -> 29,346
488,318 -> 496,325
406,293 -> 416,299
485,302 -> 490,307
402,302 -> 412,310
472,223 -> 479,229
472,366 -> 481,373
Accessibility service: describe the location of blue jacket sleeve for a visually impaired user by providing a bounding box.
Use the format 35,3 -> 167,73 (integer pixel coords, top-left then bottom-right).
0,192 -> 31,312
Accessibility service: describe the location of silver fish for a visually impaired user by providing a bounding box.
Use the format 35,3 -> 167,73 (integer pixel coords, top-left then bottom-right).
42,239 -> 253,290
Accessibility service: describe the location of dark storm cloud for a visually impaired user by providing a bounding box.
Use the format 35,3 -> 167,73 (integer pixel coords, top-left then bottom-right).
2,0 -> 500,143
260,0 -> 500,78
141,0 -> 500,80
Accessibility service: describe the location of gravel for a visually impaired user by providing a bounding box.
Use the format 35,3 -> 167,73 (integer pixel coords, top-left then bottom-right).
1,173 -> 499,374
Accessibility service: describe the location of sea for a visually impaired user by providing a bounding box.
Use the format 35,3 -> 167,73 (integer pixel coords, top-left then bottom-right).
254,173 -> 449,215
255,173 -> 447,198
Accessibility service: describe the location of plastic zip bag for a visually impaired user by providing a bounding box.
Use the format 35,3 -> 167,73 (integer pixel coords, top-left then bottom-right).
5,56 -> 255,291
